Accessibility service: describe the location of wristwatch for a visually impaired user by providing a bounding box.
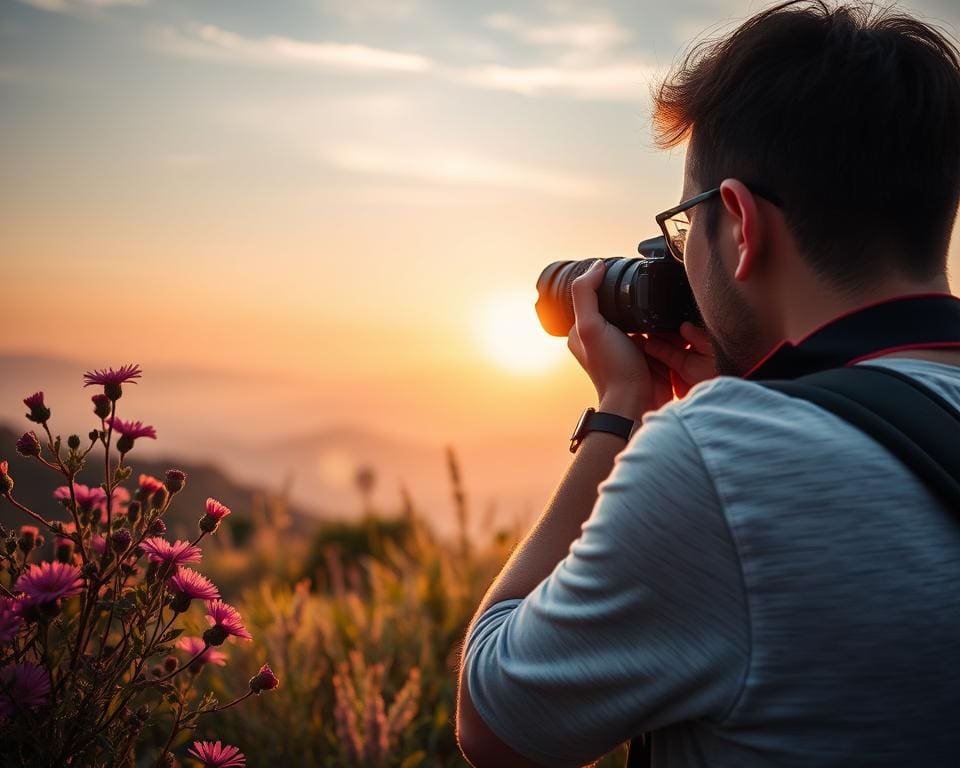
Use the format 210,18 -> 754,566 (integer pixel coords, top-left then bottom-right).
569,407 -> 635,453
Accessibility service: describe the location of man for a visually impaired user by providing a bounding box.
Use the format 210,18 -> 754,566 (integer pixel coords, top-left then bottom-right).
455,1 -> 960,766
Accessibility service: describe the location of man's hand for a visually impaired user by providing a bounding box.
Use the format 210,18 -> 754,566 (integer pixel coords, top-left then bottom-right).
643,322 -> 718,397
567,260 -> 674,421
567,260 -> 719,420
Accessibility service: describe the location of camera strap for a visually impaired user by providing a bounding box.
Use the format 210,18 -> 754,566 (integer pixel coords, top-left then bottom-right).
760,364 -> 960,511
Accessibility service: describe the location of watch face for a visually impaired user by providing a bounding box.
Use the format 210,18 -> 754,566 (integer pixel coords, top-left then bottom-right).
571,407 -> 595,441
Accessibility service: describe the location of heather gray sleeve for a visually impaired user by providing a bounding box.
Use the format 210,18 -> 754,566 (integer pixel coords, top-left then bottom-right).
463,407 -> 750,768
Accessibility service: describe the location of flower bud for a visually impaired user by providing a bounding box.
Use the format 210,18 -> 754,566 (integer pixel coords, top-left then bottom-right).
23,392 -> 51,424
0,461 -> 13,495
67,434 -> 81,451
249,663 -> 280,694
89,429 -> 100,442
18,525 -> 38,553
151,486 -> 169,511
127,500 -> 141,524
203,625 -> 229,647
56,540 -> 75,564
148,519 -> 167,535
164,469 -> 187,494
91,394 -> 111,420
111,528 -> 132,554
15,431 -> 41,458
164,655 -> 178,673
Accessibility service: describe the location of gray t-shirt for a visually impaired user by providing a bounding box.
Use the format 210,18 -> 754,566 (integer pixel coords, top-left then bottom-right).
463,358 -> 960,767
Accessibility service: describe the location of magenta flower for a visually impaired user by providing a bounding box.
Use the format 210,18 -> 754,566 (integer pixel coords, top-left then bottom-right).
15,561 -> 84,604
54,483 -> 107,513
83,364 -> 142,387
203,600 -> 253,645
169,568 -> 220,609
0,461 -> 10,495
0,597 -> 24,643
23,391 -> 50,424
106,417 -> 157,440
91,534 -> 107,556
0,663 -> 51,719
139,474 -> 165,495
249,663 -> 280,694
188,740 -> 246,768
200,498 -> 232,534
140,537 -> 202,568
205,499 -> 231,521
177,636 -> 228,668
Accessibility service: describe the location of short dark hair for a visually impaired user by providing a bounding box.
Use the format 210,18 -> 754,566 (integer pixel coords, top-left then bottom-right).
653,0 -> 960,291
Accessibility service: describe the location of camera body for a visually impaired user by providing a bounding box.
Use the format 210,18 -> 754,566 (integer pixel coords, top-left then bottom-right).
534,235 -> 701,336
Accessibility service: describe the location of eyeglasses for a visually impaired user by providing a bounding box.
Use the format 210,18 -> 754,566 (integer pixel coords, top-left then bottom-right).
653,183 -> 784,264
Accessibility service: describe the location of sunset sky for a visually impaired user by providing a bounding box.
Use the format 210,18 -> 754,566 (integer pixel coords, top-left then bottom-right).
3,0 -> 960,529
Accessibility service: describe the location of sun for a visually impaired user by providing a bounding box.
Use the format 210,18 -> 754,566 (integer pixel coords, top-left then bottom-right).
474,289 -> 566,375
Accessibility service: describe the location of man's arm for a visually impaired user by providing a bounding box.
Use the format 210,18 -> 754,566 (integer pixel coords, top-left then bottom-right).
455,259 -> 673,765
455,429 -> 629,766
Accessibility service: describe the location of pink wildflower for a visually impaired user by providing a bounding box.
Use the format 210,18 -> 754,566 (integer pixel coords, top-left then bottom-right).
177,636 -> 227,668
83,364 -> 142,387
15,561 -> 84,604
200,498 -> 232,534
249,663 -> 280,694
140,537 -> 202,568
0,597 -> 24,643
54,483 -> 107,513
187,740 -> 245,768
0,663 -> 51,719
106,417 -> 156,440
203,600 -> 253,645
168,568 -> 219,612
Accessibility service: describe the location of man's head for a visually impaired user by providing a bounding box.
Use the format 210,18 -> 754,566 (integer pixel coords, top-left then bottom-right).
653,0 -> 960,375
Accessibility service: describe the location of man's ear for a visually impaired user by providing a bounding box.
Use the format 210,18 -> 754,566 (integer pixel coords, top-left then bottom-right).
718,179 -> 762,282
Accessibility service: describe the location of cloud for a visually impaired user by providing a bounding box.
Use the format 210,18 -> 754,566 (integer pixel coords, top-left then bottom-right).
314,0 -> 421,23
15,0 -> 147,12
484,12 -> 632,52
453,62 -> 658,101
325,142 -> 604,199
152,23 -> 433,74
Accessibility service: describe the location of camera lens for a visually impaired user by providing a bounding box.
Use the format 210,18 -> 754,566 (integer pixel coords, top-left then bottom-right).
534,236 -> 700,336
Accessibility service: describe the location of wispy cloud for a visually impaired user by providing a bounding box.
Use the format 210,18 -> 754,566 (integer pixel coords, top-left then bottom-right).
453,62 -> 657,101
325,142 -> 604,199
483,12 -> 631,53
314,0 -> 421,23
15,0 -> 147,12
152,23 -> 433,74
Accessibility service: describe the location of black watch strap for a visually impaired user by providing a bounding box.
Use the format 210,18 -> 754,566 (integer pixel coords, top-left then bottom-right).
569,407 -> 635,453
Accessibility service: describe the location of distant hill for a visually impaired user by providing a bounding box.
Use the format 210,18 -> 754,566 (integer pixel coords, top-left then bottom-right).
0,423 -> 321,542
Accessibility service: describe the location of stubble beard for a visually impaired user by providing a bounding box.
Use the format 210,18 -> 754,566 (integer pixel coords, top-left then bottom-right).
703,237 -> 765,378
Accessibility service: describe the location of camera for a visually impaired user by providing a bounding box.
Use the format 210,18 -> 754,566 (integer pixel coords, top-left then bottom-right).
534,235 -> 701,336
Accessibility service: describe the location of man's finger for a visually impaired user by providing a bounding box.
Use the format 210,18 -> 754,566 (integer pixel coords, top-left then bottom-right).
571,260 -> 605,342
680,322 -> 714,355
643,335 -> 694,375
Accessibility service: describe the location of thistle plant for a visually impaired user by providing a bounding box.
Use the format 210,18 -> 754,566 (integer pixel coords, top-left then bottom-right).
0,365 -> 278,767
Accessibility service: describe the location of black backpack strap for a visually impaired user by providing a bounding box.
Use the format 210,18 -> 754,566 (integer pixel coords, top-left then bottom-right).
760,364 -> 960,511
